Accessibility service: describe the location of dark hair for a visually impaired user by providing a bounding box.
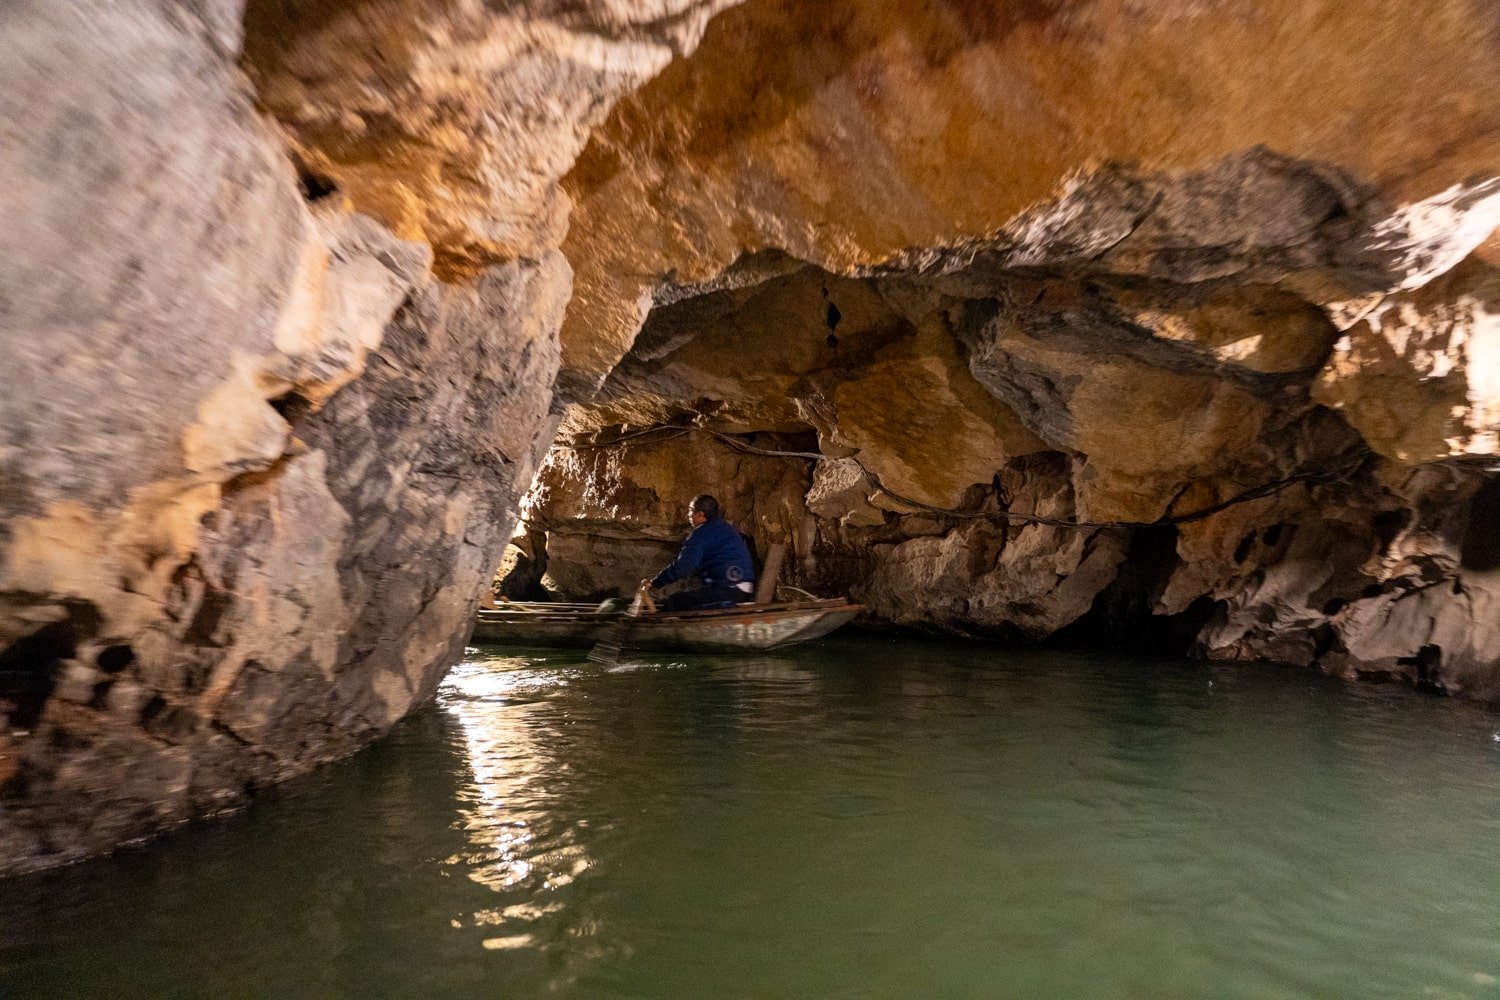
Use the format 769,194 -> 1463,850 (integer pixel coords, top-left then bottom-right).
690,494 -> 720,519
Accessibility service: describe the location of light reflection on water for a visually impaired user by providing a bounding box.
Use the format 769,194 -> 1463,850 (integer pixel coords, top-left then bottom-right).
1,636 -> 1499,998
428,643 -> 1500,999
439,658 -> 602,967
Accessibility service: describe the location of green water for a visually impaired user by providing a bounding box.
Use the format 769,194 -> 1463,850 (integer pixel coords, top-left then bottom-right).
2,636 -> 1500,998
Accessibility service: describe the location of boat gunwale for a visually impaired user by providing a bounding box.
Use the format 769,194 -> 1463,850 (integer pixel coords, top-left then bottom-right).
476,600 -> 861,626
471,601 -> 862,652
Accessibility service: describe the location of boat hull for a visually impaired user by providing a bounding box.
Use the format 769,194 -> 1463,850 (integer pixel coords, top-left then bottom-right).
471,601 -> 861,653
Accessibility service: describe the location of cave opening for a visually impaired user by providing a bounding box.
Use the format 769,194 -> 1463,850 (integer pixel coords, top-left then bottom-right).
1047,524 -> 1218,656
0,602 -> 101,734
292,159 -> 338,204
501,229 -> 1353,666
8,0 -> 1500,916
1459,475 -> 1500,571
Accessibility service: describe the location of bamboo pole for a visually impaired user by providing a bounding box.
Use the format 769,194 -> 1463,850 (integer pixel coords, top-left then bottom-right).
754,542 -> 788,605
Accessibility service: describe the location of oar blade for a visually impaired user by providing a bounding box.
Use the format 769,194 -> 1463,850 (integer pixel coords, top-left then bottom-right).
585,587 -> 649,665
586,637 -> 625,665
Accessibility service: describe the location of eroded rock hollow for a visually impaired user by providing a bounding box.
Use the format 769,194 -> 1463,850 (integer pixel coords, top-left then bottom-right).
5,0 -> 1500,874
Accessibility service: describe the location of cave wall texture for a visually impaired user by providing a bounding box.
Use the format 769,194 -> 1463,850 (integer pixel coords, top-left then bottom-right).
5,0 -> 1500,873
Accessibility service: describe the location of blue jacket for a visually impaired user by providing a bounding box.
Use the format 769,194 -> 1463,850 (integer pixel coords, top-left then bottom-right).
652,516 -> 756,590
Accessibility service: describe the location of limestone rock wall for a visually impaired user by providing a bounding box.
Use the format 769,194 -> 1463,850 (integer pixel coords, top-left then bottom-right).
0,0 -> 719,875
528,147 -> 1500,699
524,0 -> 1500,705
240,0 -> 743,277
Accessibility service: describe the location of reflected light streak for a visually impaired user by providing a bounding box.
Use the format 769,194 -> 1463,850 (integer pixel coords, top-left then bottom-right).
439,656 -> 594,930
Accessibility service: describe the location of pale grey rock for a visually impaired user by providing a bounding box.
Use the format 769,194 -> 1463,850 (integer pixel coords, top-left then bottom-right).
0,0 -> 305,513
805,459 -> 884,528
0,254 -> 568,875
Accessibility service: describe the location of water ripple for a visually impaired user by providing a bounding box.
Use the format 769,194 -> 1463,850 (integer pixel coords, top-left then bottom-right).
4,637 -> 1499,998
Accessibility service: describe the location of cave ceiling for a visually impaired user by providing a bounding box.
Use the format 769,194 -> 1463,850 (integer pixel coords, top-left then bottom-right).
538,0 -> 1500,523
557,0 -> 1500,397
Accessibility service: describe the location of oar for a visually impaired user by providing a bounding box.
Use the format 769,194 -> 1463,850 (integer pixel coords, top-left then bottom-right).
586,583 -> 654,665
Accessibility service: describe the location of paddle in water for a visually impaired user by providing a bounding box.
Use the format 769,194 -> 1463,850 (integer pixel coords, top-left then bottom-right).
587,584 -> 654,665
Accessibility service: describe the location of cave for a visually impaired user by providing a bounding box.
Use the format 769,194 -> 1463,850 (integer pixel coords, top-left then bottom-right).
3,0 -> 1500,897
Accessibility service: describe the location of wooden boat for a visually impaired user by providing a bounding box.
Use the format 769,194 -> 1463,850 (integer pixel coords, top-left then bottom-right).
471,598 -> 862,653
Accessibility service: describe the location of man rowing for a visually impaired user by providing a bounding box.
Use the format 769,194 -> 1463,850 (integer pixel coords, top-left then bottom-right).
642,494 -> 756,611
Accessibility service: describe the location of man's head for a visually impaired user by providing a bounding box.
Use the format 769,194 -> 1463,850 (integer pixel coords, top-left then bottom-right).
689,494 -> 720,526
